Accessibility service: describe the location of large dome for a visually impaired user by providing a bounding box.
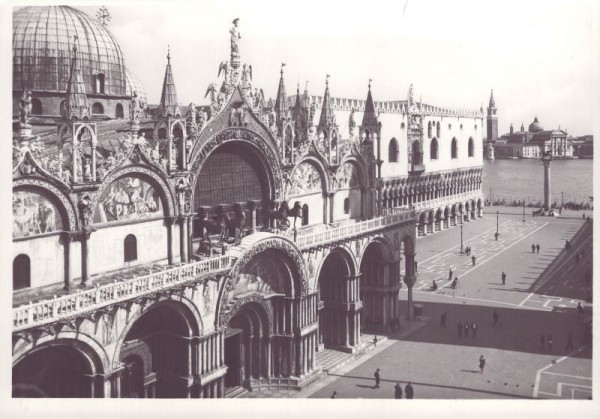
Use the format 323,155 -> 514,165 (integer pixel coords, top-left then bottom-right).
13,6 -> 127,96
528,116 -> 544,133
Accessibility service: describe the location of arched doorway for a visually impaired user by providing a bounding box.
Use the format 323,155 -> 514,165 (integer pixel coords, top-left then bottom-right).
13,254 -> 31,290
13,344 -> 100,398
418,212 -> 427,236
317,249 -> 359,351
119,302 -> 199,398
31,98 -> 42,115
224,302 -> 270,390
427,211 -> 434,234
115,103 -> 124,118
360,241 -> 397,332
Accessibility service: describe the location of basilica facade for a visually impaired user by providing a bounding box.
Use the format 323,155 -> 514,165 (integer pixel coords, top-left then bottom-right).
11,6 -> 484,398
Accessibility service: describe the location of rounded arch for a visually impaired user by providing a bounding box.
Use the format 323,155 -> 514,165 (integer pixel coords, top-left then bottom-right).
13,333 -> 109,376
190,129 -> 282,203
358,237 -> 394,265
92,102 -> 104,115
31,98 -> 42,115
13,254 -> 30,290
113,298 -> 203,368
316,245 -> 359,282
337,156 -> 367,190
13,181 -> 77,233
388,138 -> 399,162
451,137 -> 458,159
115,103 -> 124,118
288,155 -> 331,195
90,166 -> 176,222
217,234 -> 309,326
430,137 -> 439,160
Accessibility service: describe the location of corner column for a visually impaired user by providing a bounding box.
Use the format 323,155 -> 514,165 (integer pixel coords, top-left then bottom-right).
403,253 -> 416,320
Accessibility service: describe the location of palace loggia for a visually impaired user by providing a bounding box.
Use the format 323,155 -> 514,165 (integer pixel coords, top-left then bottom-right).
11,6 -> 485,398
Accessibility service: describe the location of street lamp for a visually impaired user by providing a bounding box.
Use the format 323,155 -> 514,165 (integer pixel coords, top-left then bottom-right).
522,202 -> 526,222
496,211 -> 499,234
459,224 -> 464,254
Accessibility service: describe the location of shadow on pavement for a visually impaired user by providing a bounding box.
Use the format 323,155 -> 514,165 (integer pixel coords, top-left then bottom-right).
387,300 -> 592,359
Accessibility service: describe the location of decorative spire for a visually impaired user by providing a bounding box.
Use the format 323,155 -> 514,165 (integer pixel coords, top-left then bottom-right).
489,89 -> 496,109
274,63 -> 287,115
318,74 -> 335,128
157,47 -> 180,118
362,79 -> 378,127
294,83 -> 302,109
303,81 -> 310,108
62,35 -> 91,120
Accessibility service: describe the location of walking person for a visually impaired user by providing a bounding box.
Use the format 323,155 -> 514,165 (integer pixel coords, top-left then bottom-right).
501,271 -> 506,285
540,334 -> 545,352
493,310 -> 499,326
448,268 -> 453,282
494,232 -> 499,241
547,335 -> 553,353
565,331 -> 573,351
472,321 -> 478,338
405,382 -> 414,399
440,312 -> 447,328
394,382 -> 403,399
536,244 -> 540,254
532,244 -> 536,253
331,391 -> 337,399
374,368 -> 380,388
479,355 -> 486,374
464,321 -> 470,338
471,255 -> 476,266
457,320 -> 463,338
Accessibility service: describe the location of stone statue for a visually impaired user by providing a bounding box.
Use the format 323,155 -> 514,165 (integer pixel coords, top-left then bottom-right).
82,157 -> 92,181
408,83 -> 414,107
19,89 -> 32,129
349,107 -> 356,137
230,18 -> 241,56
130,91 -> 142,123
78,195 -> 93,227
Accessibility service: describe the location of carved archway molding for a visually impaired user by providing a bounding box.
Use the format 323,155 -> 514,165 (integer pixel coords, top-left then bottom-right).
89,164 -> 177,222
217,295 -> 274,329
216,234 -> 308,327
189,128 -> 283,200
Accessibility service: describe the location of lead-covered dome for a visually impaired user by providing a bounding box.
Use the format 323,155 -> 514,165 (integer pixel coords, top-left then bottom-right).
528,116 -> 544,133
13,6 -> 127,96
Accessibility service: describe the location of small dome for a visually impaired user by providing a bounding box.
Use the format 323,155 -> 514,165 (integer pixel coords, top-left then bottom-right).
13,6 -> 127,96
126,68 -> 147,106
528,116 -> 544,133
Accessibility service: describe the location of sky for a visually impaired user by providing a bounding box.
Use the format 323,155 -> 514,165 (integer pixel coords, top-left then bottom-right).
14,0 -> 600,136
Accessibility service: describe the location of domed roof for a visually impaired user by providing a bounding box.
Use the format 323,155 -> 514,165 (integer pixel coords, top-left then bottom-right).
125,68 -> 147,106
528,116 -> 544,133
13,6 -> 127,96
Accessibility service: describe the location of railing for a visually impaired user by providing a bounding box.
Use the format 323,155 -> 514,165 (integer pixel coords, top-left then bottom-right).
295,208 -> 415,249
411,190 -> 484,211
13,255 -> 236,332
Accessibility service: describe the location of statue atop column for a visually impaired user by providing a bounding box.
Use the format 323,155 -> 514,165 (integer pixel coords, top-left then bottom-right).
230,18 -> 241,61
348,107 -> 356,138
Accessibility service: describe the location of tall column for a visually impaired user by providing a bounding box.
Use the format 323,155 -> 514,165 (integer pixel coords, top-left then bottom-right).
166,216 -> 175,264
80,228 -> 93,288
403,253 -> 416,320
180,135 -> 188,170
542,155 -> 552,212
329,192 -> 335,224
167,134 -> 174,173
323,193 -> 329,224
180,216 -> 189,263
249,200 -> 260,233
62,232 -> 76,291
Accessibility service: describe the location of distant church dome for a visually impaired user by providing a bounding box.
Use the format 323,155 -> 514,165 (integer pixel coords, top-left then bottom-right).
528,116 -> 544,133
13,6 -> 128,96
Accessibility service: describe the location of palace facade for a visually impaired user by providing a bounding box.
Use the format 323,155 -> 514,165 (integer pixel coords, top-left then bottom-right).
11,6 -> 484,398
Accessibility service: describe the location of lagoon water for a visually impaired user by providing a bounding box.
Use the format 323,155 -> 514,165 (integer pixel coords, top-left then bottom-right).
482,159 -> 593,205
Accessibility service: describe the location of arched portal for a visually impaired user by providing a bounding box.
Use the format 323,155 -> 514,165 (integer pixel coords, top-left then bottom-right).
119,302 -> 200,398
418,212 -> 427,236
225,302 -> 270,391
317,249 -> 359,351
193,142 -> 272,248
13,344 -> 101,398
360,240 -> 397,332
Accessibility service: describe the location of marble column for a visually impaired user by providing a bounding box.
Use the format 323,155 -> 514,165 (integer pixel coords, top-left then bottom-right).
180,215 -> 189,263
165,216 -> 175,264
403,253 -> 416,320
79,228 -> 94,288
542,154 -> 552,212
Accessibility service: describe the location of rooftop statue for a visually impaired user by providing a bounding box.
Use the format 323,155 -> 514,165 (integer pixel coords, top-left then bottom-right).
230,18 -> 241,56
19,89 -> 32,129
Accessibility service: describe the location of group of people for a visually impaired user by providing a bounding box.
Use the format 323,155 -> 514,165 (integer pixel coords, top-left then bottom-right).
447,269 -> 460,289
531,243 -> 541,253
457,320 -> 478,338
540,331 -> 576,352
329,372 -> 415,399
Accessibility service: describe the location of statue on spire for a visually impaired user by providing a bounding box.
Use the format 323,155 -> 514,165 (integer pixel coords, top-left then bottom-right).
230,18 -> 241,57
408,83 -> 414,107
